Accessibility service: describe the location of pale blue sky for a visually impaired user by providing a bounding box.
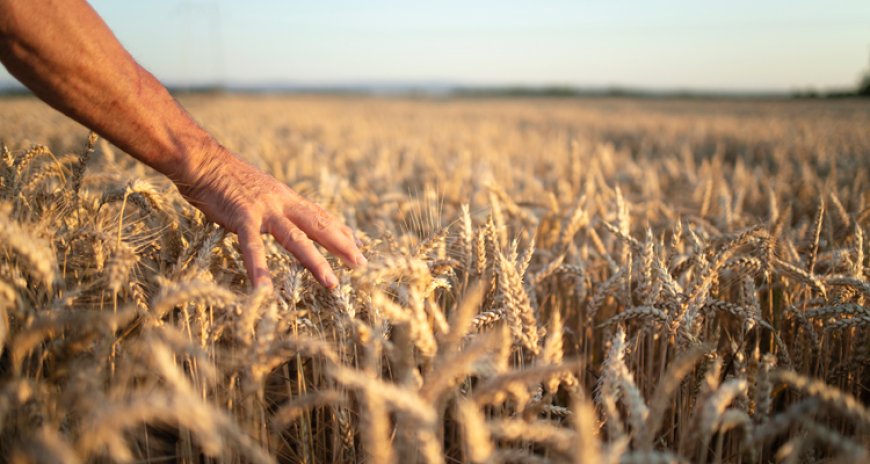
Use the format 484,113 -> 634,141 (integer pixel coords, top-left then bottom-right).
3,1 -> 870,91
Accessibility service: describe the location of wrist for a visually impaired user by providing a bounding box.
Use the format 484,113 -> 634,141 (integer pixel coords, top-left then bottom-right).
171,138 -> 234,200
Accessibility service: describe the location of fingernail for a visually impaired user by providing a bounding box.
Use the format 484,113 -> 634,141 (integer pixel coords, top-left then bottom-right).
355,253 -> 368,267
323,272 -> 338,289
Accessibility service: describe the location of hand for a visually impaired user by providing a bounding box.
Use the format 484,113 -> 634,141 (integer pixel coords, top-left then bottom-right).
176,147 -> 365,290
0,0 -> 364,290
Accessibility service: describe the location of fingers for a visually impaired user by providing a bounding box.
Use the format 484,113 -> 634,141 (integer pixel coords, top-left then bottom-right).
266,216 -> 339,289
285,201 -> 366,268
237,226 -> 273,291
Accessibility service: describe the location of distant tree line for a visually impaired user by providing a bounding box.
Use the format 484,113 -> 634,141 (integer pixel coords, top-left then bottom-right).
859,70 -> 870,96
792,65 -> 870,99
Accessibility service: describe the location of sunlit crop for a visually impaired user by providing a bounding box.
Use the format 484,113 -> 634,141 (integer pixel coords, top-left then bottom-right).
1,96 -> 868,463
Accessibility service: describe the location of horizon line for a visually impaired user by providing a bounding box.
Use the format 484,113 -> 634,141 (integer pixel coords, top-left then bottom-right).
0,79 -> 863,99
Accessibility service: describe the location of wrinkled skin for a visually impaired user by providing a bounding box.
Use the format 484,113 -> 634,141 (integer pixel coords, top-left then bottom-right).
179,148 -> 365,289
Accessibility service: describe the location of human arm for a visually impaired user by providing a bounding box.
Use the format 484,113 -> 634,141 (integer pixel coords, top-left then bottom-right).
0,0 -> 364,289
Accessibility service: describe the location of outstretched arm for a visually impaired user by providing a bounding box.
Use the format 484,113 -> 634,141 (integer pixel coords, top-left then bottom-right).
0,0 -> 364,289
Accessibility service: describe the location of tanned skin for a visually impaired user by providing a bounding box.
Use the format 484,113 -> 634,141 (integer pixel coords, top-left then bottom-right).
0,0 -> 365,290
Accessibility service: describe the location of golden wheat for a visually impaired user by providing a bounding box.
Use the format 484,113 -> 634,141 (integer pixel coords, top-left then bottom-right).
0,95 -> 867,463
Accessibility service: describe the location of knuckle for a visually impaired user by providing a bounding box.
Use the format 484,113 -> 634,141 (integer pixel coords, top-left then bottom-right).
238,209 -> 261,227
311,208 -> 333,231
271,215 -> 310,247
287,226 -> 309,245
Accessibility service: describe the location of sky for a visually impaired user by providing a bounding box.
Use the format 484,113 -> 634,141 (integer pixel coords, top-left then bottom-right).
2,0 -> 870,92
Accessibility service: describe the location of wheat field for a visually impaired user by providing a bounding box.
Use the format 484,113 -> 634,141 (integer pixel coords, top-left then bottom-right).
0,95 -> 868,463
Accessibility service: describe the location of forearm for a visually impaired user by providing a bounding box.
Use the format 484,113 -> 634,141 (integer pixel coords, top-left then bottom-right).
0,0 -> 223,188
0,0 -> 364,289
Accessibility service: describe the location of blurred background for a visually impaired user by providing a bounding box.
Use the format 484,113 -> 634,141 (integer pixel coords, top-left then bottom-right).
1,0 -> 869,96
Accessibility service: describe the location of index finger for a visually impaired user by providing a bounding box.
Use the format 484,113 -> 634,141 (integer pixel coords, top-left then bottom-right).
238,226 -> 273,291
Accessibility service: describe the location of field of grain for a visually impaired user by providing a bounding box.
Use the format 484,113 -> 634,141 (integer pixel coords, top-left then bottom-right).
0,95 -> 868,463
